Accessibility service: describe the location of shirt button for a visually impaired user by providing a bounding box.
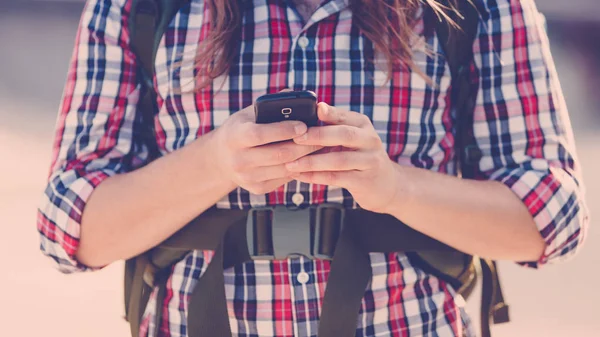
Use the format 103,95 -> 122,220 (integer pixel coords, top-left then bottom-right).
297,36 -> 309,49
291,192 -> 305,206
297,271 -> 310,284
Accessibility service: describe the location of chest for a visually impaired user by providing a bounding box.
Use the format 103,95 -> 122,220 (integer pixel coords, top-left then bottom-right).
292,0 -> 323,22
152,0 -> 455,171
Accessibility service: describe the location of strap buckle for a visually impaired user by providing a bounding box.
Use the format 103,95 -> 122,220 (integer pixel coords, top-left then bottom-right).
246,203 -> 345,260
142,261 -> 170,288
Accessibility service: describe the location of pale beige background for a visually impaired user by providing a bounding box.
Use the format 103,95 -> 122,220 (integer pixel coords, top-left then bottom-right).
1,1 -> 598,336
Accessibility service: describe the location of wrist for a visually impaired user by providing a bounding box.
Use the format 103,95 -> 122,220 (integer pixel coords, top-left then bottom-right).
147,130 -> 236,204
382,164 -> 416,218
195,129 -> 238,192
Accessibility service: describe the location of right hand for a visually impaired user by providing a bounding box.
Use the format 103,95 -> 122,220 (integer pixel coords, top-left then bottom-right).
212,104 -> 323,195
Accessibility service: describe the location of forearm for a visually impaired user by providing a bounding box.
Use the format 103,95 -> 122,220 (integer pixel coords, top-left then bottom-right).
387,164 -> 545,262
76,131 -> 236,267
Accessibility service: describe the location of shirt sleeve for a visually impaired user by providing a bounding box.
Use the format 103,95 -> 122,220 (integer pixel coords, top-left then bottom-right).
469,0 -> 590,267
37,0 -> 147,273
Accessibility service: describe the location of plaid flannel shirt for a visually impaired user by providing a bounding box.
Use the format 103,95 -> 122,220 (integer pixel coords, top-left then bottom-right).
37,0 -> 589,336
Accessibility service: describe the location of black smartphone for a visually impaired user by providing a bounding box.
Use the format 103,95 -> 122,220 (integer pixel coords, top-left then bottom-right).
254,90 -> 318,127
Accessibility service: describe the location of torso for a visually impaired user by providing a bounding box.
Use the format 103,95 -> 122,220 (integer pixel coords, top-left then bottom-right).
141,0 -> 471,336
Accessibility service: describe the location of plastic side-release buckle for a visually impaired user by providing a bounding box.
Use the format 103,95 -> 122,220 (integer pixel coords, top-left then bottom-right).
246,204 -> 345,260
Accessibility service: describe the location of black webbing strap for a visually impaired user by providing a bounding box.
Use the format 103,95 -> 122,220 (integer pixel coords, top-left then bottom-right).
162,208 -> 456,253
317,221 -> 372,337
129,0 -> 192,161
434,0 -> 482,177
480,260 -> 510,337
128,254 -> 153,337
159,208 -> 247,251
480,260 -> 494,337
130,0 -> 161,160
346,210 -> 455,252
131,0 -> 158,84
492,266 -> 509,325
187,214 -> 252,337
188,238 -> 232,337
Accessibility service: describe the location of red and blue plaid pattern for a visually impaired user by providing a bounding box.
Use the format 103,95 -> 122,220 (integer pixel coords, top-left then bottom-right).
37,0 -> 589,336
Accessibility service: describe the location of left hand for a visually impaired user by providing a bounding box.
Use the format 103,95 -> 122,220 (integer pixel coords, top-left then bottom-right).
286,102 -> 402,213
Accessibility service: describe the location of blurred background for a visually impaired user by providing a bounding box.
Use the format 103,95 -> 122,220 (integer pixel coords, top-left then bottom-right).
0,0 -> 598,336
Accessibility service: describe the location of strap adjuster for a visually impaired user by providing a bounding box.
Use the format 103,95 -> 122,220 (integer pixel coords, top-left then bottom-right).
246,204 -> 345,260
142,263 -> 158,287
492,302 -> 510,324
313,203 -> 345,259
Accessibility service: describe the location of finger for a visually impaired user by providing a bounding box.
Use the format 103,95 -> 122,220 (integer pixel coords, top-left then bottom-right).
317,102 -> 372,128
291,171 -> 359,189
293,124 -> 381,149
244,177 -> 293,195
237,164 -> 293,184
235,141 -> 323,168
234,120 -> 308,148
285,151 -> 374,172
233,104 -> 257,123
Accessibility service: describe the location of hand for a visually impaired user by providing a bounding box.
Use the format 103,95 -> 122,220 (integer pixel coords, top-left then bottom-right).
285,102 -> 402,213
212,104 -> 323,195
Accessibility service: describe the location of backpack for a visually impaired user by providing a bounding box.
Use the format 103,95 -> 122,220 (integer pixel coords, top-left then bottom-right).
123,1 -> 509,337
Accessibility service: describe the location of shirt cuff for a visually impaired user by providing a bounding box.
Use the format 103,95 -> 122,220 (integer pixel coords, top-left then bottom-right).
488,161 -> 588,268
38,168 -> 116,273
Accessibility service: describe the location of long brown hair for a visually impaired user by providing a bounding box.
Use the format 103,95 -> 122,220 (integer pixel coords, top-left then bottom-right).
194,0 -> 457,90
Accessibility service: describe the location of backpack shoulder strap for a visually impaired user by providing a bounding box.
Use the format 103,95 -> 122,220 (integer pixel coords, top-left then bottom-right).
128,0 -> 190,160
129,0 -> 189,84
130,0 -> 157,89
123,2 -> 190,336
432,3 -> 511,337
434,0 -> 479,86
433,0 -> 480,179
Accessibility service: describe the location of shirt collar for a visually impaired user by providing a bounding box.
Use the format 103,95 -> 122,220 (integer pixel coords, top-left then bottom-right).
302,0 -> 349,29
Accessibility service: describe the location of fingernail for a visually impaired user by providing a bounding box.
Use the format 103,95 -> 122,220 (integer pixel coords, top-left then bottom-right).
295,123 -> 307,135
318,103 -> 325,114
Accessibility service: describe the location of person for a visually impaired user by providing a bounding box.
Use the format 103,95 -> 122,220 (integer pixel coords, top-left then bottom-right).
37,0 -> 589,336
